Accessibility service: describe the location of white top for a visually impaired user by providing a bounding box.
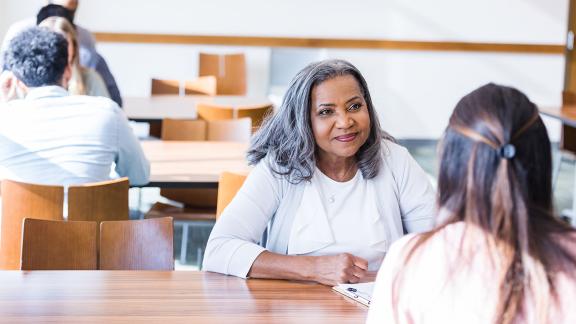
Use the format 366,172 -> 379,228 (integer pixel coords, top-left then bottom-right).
367,222 -> 576,324
203,140 -> 436,278
288,168 -> 385,271
0,86 -> 149,186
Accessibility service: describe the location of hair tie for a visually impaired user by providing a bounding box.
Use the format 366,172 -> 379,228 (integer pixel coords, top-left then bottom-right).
499,144 -> 516,159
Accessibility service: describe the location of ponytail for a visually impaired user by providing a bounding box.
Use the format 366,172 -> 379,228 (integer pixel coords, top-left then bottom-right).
451,111 -> 548,324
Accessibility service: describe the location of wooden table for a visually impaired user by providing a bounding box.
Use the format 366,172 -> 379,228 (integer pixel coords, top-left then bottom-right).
539,106 -> 576,128
124,95 -> 273,122
141,140 -> 251,188
0,271 -> 367,323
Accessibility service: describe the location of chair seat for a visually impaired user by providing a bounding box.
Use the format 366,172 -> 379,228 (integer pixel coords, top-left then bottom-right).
145,202 -> 216,221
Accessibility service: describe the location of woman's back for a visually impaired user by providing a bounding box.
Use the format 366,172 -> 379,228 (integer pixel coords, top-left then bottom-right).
368,221 -> 576,324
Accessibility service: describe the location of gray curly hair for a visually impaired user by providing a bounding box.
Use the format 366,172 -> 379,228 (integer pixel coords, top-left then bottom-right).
247,59 -> 393,183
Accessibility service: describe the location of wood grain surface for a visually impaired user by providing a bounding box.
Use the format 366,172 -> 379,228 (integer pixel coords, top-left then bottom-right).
141,141 -> 251,187
0,271 -> 367,323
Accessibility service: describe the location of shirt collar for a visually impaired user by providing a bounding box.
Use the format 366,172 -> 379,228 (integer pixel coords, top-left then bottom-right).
24,86 -> 69,101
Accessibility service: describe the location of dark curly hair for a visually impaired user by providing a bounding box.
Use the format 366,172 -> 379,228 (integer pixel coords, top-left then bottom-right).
3,27 -> 68,87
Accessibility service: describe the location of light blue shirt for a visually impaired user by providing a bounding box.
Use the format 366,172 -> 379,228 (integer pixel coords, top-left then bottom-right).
0,86 -> 149,186
1,18 -> 122,107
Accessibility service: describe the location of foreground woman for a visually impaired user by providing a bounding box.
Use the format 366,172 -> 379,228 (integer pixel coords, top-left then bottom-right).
203,59 -> 435,285
368,83 -> 576,323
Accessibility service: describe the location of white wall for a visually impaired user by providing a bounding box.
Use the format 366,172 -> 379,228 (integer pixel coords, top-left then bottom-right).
75,0 -> 567,43
0,0 -> 569,139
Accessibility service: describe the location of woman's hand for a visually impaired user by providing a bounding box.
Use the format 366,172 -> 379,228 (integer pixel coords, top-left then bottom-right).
247,251 -> 373,286
312,253 -> 369,286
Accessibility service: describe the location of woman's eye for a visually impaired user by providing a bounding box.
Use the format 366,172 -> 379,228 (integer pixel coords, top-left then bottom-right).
349,103 -> 362,111
318,109 -> 332,116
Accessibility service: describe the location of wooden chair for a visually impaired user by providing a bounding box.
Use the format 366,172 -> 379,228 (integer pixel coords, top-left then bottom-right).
157,118 -> 214,207
207,118 -> 252,142
237,104 -> 273,130
148,118 -> 216,265
199,53 -> 246,95
0,180 -> 64,270
99,217 -> 174,270
149,77 -> 215,137
21,219 -> 97,270
68,178 -> 130,223
161,118 -> 207,140
184,75 -> 217,96
216,172 -> 248,219
196,103 -> 234,121
151,78 -> 180,95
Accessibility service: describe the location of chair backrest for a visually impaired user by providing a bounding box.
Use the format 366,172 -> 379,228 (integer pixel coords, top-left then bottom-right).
196,103 -> 234,121
0,180 -> 64,270
199,53 -> 246,95
99,217 -> 174,270
21,218 -> 97,270
184,75 -> 217,96
236,104 -> 273,130
68,178 -> 130,223
161,119 -> 207,141
216,172 -> 248,219
159,118 -> 215,206
207,118 -> 252,142
151,78 -> 181,95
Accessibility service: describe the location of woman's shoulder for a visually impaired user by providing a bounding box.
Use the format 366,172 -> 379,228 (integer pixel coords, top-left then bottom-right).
379,139 -> 410,161
374,139 -> 419,181
249,155 -> 300,191
388,222 -> 470,260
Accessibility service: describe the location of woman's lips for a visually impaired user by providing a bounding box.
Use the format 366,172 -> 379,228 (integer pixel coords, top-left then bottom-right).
335,133 -> 357,142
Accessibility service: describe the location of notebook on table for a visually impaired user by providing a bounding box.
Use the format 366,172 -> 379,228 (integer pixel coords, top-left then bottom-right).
332,282 -> 375,307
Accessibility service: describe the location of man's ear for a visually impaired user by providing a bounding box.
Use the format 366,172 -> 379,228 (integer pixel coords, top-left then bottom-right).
14,77 -> 29,98
60,62 -> 72,89
0,70 -> 28,101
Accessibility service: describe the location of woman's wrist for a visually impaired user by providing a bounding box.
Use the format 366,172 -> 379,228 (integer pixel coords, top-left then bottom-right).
300,256 -> 319,282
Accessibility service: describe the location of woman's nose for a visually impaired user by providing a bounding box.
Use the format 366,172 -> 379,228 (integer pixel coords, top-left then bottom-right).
335,112 -> 353,128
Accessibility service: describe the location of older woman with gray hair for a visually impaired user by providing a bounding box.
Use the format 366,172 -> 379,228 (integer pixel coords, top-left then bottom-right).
203,59 -> 435,285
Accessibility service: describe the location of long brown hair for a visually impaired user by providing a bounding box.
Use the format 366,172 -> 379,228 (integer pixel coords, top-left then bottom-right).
394,83 -> 576,323
39,16 -> 86,95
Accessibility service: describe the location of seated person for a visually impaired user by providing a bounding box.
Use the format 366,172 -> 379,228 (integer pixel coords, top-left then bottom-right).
0,1 -> 123,106
39,17 -> 110,99
367,84 -> 576,323
203,59 -> 435,285
0,27 -> 149,186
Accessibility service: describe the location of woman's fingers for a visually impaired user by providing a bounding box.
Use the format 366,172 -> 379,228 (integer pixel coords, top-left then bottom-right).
352,256 -> 368,271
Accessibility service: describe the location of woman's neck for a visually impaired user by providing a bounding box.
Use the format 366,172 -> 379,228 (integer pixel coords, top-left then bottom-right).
316,156 -> 358,182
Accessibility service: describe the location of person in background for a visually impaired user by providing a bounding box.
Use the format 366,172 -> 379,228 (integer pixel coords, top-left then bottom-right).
203,59 -> 435,285
0,27 -> 148,186
0,0 -> 123,106
367,83 -> 576,324
39,16 -> 110,98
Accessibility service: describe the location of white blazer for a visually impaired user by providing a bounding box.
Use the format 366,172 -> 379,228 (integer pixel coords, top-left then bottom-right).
203,140 -> 436,278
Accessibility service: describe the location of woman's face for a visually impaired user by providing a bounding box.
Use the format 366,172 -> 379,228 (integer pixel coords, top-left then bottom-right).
310,75 -> 371,163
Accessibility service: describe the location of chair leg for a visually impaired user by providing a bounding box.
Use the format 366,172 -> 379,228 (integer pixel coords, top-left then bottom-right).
180,224 -> 189,264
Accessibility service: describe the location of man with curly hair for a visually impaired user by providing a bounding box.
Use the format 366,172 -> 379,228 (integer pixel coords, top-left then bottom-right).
0,27 -> 149,186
